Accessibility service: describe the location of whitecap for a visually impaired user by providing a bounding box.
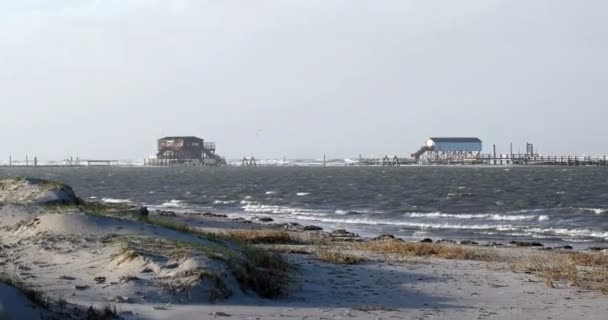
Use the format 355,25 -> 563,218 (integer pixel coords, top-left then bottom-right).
581,208 -> 608,215
213,200 -> 237,205
241,203 -> 329,217
296,192 -> 311,196
287,215 -> 511,230
406,212 -> 539,221
161,199 -> 185,208
101,198 -> 131,204
500,226 -> 608,240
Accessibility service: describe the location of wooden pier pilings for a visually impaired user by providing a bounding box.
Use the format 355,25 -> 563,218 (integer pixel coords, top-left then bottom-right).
356,154 -> 608,167
478,154 -> 608,166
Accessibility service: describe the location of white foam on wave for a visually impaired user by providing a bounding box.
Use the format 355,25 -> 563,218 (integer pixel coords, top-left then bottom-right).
288,214 -> 510,230
296,192 -> 311,196
161,199 -> 186,208
101,198 -> 131,204
288,215 -> 608,240
581,208 -> 608,215
213,200 -> 237,205
514,227 -> 608,240
237,201 -> 608,241
242,203 -> 329,217
406,212 -> 549,222
265,191 -> 277,195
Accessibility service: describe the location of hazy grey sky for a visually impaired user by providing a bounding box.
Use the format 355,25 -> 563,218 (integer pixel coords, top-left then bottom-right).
1,0 -> 607,160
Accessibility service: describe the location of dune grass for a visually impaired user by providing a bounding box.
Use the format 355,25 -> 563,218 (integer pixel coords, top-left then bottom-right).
229,246 -> 291,299
511,252 -> 608,293
225,230 -> 297,244
358,239 -> 499,261
565,252 -> 608,267
0,274 -> 50,310
315,248 -> 366,265
0,274 -> 120,319
110,216 -> 293,299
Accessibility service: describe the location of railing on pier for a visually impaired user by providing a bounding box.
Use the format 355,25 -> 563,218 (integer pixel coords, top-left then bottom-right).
479,154 -> 608,166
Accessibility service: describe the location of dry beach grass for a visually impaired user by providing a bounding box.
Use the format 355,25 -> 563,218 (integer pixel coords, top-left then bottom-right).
357,239 -> 500,261
511,252 -> 608,293
314,248 -> 366,265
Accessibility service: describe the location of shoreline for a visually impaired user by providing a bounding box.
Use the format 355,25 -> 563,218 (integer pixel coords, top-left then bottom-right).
0,178 -> 607,320
148,206 -> 608,252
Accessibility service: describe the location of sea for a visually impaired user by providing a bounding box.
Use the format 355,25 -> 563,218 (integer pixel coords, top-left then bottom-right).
2,165 -> 608,248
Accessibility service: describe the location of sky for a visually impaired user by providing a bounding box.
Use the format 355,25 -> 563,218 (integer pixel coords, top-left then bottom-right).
1,0 -> 607,160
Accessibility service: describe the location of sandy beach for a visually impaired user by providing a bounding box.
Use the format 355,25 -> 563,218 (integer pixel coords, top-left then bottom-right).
1,178 -> 607,320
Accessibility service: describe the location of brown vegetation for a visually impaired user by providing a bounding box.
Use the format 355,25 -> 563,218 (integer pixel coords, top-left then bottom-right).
358,239 -> 499,261
511,252 -> 608,293
315,248 -> 366,265
230,247 -> 291,299
225,230 -> 296,244
565,252 -> 608,267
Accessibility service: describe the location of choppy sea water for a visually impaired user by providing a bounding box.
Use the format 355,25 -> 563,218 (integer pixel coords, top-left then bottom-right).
2,166 -> 608,247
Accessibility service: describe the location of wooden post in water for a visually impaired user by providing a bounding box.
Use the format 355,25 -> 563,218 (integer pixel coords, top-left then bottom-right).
9,156 -> 11,167
492,144 -> 497,165
323,154 -> 326,167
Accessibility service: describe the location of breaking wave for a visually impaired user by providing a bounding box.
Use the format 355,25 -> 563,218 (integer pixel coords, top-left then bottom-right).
161,199 -> 186,208
213,200 -> 237,205
406,212 -> 549,222
239,201 -> 608,241
101,198 -> 131,204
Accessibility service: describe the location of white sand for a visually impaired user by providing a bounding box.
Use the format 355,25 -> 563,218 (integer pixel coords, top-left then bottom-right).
119,254 -> 608,320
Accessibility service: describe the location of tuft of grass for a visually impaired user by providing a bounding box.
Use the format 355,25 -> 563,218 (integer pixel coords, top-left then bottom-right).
86,305 -> 119,320
565,252 -> 608,267
0,274 -> 119,318
511,255 -> 579,288
359,239 -> 499,261
315,249 -> 366,265
599,267 -> 608,294
0,274 -> 50,310
156,268 -> 232,303
142,216 -> 192,232
225,230 -> 296,244
113,247 -> 142,266
511,252 -> 608,292
229,247 -> 291,299
80,200 -> 148,220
